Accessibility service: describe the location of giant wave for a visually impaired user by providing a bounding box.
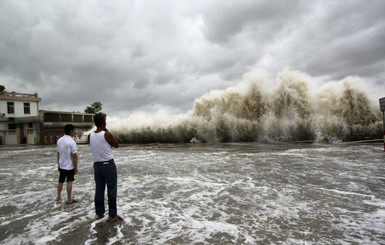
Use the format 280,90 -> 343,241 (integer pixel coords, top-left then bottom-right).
111,69 -> 382,143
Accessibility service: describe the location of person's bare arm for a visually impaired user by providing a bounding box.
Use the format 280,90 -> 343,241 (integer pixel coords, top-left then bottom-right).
104,129 -> 119,148
57,152 -> 60,171
72,153 -> 78,175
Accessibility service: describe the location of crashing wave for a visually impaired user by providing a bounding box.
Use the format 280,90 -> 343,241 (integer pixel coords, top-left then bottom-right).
112,69 -> 382,143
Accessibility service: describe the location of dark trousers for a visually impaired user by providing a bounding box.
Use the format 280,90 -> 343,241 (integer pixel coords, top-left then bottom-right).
94,159 -> 117,217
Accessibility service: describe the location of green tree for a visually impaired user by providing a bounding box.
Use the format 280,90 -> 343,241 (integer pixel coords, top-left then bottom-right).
85,101 -> 103,114
0,85 -> 5,92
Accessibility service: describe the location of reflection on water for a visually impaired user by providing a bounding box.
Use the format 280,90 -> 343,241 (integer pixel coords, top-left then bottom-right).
0,143 -> 385,244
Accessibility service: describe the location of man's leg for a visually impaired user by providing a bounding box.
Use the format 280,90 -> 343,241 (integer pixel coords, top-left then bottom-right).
94,164 -> 106,217
57,169 -> 65,201
65,169 -> 75,204
106,161 -> 118,220
57,182 -> 63,201
66,181 -> 73,203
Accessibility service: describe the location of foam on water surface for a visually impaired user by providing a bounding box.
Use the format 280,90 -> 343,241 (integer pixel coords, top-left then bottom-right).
0,143 -> 385,244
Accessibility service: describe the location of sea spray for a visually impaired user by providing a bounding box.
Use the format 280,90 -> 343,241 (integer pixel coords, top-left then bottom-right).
111,69 -> 382,143
2,144 -> 385,244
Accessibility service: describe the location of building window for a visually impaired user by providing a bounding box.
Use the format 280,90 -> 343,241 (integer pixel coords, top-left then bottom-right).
28,122 -> 33,128
24,102 -> 30,114
8,124 -> 16,130
7,102 -> 14,114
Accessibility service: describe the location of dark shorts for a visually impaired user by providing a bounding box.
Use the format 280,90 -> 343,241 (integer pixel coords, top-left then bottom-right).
59,168 -> 75,183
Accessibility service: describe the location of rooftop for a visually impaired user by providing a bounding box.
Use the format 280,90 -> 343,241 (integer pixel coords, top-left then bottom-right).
0,91 -> 41,102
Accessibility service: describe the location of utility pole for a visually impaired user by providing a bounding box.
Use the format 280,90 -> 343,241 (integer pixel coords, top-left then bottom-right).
380,97 -> 385,152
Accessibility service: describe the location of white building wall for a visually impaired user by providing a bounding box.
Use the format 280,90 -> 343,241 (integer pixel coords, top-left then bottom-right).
29,102 -> 39,117
0,101 -> 6,116
0,100 -> 39,118
13,101 -> 23,117
0,91 -> 41,145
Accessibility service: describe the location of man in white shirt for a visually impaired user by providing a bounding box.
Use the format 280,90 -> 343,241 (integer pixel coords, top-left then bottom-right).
56,124 -> 78,204
88,113 -> 120,221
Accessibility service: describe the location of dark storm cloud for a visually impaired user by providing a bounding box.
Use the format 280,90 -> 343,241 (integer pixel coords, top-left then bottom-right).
201,0 -> 311,44
0,0 -> 384,117
287,0 -> 385,80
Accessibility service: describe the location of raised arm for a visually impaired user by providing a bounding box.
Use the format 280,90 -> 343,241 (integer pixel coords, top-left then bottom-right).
104,130 -> 119,148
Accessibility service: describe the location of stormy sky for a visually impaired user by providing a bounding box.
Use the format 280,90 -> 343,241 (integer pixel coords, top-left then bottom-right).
1,0 -> 384,118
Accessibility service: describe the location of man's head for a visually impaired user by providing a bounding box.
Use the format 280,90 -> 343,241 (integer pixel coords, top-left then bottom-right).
64,124 -> 75,135
94,112 -> 107,127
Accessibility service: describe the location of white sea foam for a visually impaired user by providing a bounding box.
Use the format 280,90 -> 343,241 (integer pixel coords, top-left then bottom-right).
1,143 -> 385,244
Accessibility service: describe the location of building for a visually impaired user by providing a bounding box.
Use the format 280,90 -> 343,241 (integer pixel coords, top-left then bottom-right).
0,90 -> 95,145
39,110 -> 94,144
0,91 -> 41,144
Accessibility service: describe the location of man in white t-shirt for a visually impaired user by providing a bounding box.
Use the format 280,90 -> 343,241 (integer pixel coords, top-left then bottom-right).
56,124 -> 78,204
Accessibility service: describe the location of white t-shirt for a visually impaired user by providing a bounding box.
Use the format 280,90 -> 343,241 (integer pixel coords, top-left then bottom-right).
90,131 -> 114,162
57,135 -> 77,170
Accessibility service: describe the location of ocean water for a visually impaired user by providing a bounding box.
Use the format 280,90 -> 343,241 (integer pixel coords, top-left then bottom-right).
0,143 -> 385,244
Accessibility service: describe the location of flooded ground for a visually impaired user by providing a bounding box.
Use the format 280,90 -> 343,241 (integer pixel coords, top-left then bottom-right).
0,143 -> 385,244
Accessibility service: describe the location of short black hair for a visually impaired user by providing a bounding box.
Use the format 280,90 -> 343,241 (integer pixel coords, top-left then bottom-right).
94,112 -> 106,127
64,124 -> 75,135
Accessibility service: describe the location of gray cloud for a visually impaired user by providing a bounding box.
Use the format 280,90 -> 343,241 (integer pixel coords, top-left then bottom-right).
202,0 -> 311,44
0,0 -> 384,118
